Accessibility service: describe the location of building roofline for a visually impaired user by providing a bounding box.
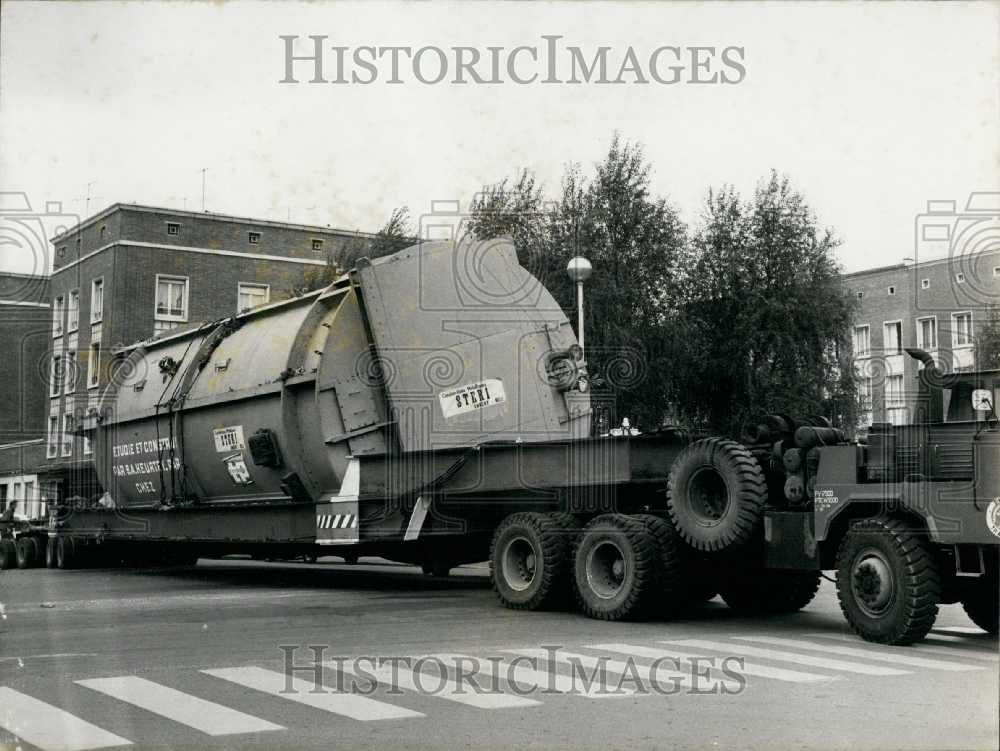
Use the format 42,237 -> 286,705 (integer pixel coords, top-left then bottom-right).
50,202 -> 380,244
844,246 -> 1000,279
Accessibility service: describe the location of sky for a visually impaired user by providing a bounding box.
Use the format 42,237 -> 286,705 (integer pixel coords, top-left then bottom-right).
1,1 -> 997,275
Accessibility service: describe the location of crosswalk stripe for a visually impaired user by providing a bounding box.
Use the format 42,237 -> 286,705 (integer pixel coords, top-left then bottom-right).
0,686 -> 131,751
665,639 -> 910,676
329,658 -> 540,709
806,633 -> 999,661
76,676 -> 283,735
734,637 -> 986,672
503,648 -> 699,692
202,666 -> 423,721
428,653 -> 633,698
589,643 -> 833,684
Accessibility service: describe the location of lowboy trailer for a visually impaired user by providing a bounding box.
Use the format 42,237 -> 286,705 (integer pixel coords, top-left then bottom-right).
14,237 -> 997,645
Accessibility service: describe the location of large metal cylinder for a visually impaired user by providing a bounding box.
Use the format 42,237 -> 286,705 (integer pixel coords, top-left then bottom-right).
92,238 -> 590,508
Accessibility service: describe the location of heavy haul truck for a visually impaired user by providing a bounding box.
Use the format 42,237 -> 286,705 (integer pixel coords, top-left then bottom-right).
7,238 -> 998,645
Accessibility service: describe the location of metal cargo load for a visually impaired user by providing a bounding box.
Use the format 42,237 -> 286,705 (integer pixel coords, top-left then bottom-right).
92,237 -> 591,511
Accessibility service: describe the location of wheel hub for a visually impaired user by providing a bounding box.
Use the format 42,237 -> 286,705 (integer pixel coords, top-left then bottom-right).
586,540 -> 627,600
501,536 -> 538,592
688,467 -> 730,525
852,550 -> 895,617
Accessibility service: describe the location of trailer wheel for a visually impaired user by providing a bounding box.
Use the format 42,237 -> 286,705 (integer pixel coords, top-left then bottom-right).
719,569 -> 821,614
45,538 -> 57,568
491,512 -> 573,610
0,540 -> 15,570
55,536 -> 76,570
667,438 -> 766,552
835,517 -> 941,645
573,514 -> 658,621
632,514 -> 691,616
15,537 -> 38,569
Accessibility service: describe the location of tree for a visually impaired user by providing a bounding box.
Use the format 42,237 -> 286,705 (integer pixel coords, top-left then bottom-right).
668,172 -> 857,436
470,135 -> 687,429
292,207 -> 414,295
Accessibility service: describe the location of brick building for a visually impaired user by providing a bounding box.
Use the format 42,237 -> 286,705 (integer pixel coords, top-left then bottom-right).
0,203 -> 373,519
845,246 -> 1000,427
0,271 -> 51,519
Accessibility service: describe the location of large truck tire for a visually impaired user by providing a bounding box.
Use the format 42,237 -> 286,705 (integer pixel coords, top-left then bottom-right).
45,537 -> 57,568
0,540 -> 15,570
632,513 -> 692,616
719,569 -> 821,614
666,438 -> 766,552
835,517 -> 941,645
961,564 -> 999,635
15,537 -> 38,569
573,514 -> 658,621
55,536 -> 76,570
491,512 -> 574,610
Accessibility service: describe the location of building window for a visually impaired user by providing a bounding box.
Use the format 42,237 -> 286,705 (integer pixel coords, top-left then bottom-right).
952,312 -> 973,347
100,225 -> 107,239
167,222 -> 180,236
53,295 -> 64,337
61,414 -> 73,457
64,350 -> 77,394
916,316 -> 937,350
886,374 -> 907,425
83,430 -> 93,456
883,321 -> 902,355
47,415 -> 59,458
248,231 -> 261,244
887,286 -> 895,296
858,377 -> 873,427
50,354 -> 62,397
155,275 -> 189,324
91,277 -> 104,323
955,272 -> 965,284
67,289 -> 79,332
994,266 -> 1000,278
852,325 -> 871,357
312,238 -> 324,251
856,291 -> 864,300
238,283 -> 270,312
88,340 -> 102,389
921,278 -> 930,290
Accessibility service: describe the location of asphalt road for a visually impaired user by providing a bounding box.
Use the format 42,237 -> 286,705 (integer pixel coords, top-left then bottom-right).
1,558 -> 997,751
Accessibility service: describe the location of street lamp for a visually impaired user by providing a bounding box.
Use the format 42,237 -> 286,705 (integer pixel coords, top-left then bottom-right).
566,257 -> 592,351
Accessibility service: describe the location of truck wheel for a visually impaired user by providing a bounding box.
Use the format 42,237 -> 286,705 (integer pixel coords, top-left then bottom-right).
835,517 -> 941,645
719,569 -> 821,614
45,538 -> 57,568
573,514 -> 658,621
55,536 -> 76,570
0,540 -> 15,570
961,569 -> 999,635
15,537 -> 37,569
491,512 -> 573,610
667,438 -> 766,552
632,513 -> 690,616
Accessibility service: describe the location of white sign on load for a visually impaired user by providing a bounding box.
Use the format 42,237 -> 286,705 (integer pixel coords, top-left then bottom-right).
214,425 -> 246,453
439,379 -> 506,419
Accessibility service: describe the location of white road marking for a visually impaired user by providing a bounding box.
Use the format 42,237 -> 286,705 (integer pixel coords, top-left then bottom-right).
428,653 -> 633,698
503,648 -> 699,692
202,666 -> 423,721
76,676 -> 283,736
330,657 -> 540,709
0,686 -> 131,751
807,633 -> 999,661
589,643 -> 834,684
735,636 -> 986,672
666,639 -> 910,676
